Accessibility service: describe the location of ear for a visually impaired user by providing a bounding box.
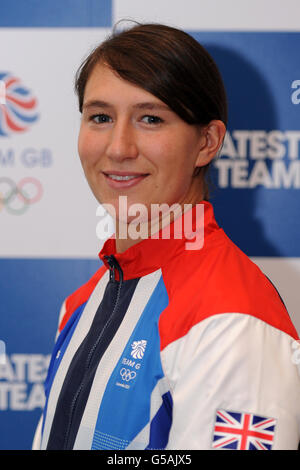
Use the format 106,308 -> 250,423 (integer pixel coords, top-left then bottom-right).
195,120 -> 226,168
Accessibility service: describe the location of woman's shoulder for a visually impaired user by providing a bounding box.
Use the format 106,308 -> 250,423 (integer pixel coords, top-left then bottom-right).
159,230 -> 298,346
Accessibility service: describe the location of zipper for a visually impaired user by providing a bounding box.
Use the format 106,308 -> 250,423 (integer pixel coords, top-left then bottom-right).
62,254 -> 123,449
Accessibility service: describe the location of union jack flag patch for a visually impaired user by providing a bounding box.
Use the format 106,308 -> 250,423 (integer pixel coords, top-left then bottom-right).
212,409 -> 277,450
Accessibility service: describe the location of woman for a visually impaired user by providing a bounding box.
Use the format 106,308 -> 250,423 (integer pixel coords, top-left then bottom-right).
34,23 -> 300,450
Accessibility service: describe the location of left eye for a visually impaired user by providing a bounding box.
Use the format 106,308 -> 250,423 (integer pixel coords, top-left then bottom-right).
141,115 -> 163,125
91,114 -> 112,123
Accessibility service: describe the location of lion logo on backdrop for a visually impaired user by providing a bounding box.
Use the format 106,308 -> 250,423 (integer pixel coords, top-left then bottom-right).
0,72 -> 39,137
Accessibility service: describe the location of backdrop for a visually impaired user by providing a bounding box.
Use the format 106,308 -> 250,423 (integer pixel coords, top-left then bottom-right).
0,0 -> 299,450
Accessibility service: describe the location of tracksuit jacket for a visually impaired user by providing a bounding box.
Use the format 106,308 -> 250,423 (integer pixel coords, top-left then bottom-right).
34,201 -> 300,450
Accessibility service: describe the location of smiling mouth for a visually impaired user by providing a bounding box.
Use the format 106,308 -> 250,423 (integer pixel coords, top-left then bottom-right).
102,172 -> 149,188
103,172 -> 149,179
105,174 -> 144,181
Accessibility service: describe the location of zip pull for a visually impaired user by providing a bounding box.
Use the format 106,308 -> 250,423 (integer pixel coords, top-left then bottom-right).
104,255 -> 123,282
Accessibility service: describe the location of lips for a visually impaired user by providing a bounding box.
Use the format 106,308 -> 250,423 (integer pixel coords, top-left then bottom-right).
103,171 -> 149,189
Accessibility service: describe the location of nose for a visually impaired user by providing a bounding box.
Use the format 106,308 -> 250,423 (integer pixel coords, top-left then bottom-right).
105,119 -> 138,162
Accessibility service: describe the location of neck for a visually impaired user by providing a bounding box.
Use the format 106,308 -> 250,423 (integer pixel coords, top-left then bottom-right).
115,208 -> 179,253
114,178 -> 205,253
115,202 -> 202,253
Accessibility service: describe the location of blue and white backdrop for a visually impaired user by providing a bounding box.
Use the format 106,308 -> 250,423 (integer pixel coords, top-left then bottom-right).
0,0 -> 299,450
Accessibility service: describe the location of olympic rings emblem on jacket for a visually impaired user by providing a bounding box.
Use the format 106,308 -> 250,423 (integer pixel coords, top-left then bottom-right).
0,177 -> 43,215
120,368 -> 137,382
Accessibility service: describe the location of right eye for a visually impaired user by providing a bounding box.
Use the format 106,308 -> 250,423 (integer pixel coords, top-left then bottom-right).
90,114 -> 112,124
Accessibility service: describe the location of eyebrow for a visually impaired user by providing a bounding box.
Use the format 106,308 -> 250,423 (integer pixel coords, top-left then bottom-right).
82,99 -> 171,111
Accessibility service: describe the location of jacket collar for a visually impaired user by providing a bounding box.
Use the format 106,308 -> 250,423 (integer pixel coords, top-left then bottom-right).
99,201 -> 220,280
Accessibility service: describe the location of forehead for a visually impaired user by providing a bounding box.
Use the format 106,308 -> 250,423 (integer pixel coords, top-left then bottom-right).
83,62 -> 166,108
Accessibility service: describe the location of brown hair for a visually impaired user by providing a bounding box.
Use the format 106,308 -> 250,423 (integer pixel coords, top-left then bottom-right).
75,22 -> 228,199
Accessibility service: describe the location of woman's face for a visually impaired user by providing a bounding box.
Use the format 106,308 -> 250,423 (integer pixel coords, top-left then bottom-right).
78,63 -> 208,224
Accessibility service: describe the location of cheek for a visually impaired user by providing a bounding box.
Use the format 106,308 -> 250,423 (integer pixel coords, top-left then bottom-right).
144,139 -> 176,175
77,129 -> 88,165
78,129 -> 100,166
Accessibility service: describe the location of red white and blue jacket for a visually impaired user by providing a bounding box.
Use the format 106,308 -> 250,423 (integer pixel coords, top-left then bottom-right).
34,201 -> 300,450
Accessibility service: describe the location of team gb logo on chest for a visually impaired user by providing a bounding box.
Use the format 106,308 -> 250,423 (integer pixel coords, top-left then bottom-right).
130,340 -> 147,359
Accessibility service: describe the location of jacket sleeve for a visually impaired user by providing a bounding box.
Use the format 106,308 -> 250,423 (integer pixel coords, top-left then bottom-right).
32,415 -> 43,450
161,312 -> 300,450
31,300 -> 66,450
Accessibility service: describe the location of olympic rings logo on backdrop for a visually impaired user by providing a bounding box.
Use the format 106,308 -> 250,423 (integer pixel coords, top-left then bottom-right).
0,177 -> 43,215
120,368 -> 137,382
